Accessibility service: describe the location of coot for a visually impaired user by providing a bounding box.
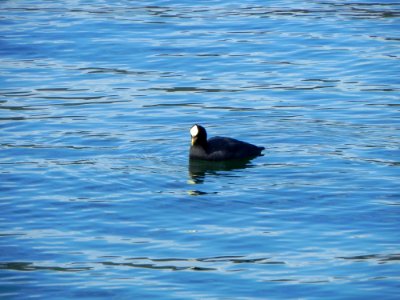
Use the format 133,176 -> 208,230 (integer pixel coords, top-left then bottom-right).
189,124 -> 265,161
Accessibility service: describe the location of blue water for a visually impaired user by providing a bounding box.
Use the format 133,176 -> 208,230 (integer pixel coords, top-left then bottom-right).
1,1 -> 399,299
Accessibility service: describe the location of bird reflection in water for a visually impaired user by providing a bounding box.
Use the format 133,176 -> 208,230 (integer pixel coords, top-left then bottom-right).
187,158 -> 256,196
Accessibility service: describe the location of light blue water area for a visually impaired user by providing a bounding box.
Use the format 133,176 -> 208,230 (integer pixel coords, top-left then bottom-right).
1,0 -> 400,299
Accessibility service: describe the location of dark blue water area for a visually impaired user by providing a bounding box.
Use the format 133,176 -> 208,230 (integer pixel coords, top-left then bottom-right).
1,1 -> 400,299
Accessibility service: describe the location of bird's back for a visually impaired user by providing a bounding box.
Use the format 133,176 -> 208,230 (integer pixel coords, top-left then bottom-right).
206,136 -> 264,161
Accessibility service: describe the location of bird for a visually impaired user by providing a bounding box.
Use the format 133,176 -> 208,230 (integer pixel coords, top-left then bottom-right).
189,124 -> 265,161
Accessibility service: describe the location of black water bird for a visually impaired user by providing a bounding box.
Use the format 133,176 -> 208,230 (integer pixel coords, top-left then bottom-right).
189,124 -> 265,161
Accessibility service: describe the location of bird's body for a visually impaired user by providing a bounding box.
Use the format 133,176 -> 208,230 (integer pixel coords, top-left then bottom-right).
189,124 -> 264,161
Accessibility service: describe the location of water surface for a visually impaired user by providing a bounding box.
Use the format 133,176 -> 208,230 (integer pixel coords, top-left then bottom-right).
1,1 -> 399,299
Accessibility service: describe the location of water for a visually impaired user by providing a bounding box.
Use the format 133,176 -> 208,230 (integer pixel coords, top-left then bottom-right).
1,0 -> 399,299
